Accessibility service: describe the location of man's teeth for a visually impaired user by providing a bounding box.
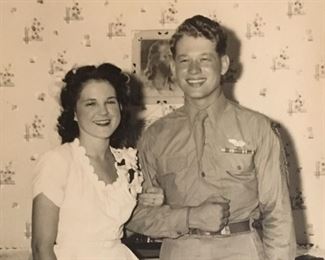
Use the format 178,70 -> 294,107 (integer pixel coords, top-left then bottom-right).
187,79 -> 205,84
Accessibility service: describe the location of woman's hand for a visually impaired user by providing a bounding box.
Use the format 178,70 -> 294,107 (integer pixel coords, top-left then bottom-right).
138,187 -> 164,207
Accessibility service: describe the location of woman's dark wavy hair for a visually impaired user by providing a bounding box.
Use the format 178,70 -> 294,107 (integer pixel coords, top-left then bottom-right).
57,63 -> 131,148
170,15 -> 227,58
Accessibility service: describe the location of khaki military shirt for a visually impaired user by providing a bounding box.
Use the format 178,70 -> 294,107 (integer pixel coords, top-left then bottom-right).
128,93 -> 296,259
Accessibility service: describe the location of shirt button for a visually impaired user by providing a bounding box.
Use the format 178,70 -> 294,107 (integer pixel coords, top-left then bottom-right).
201,171 -> 206,177
237,165 -> 242,170
177,231 -> 182,235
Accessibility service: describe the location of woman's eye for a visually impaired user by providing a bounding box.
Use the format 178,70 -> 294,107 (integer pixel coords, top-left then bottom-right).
106,100 -> 117,104
85,102 -> 96,106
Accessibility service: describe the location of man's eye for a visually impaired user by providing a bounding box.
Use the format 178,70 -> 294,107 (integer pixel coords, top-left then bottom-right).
179,59 -> 189,63
85,102 -> 95,106
200,57 -> 211,62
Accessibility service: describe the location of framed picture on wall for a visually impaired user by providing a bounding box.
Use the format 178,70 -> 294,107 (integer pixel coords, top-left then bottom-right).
132,29 -> 184,104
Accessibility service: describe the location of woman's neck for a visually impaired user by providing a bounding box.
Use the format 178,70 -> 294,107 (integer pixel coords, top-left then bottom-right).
79,136 -> 110,160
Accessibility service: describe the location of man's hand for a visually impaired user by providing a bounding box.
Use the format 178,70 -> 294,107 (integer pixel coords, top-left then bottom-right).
138,186 -> 164,207
188,195 -> 230,232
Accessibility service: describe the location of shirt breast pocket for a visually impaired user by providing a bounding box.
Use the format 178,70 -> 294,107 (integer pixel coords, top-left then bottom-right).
219,153 -> 255,179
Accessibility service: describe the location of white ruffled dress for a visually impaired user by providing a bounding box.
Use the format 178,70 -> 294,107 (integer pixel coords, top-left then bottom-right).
33,138 -> 142,260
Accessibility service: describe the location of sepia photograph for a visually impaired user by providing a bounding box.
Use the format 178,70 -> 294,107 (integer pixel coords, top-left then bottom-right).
132,29 -> 183,104
0,1 -> 325,260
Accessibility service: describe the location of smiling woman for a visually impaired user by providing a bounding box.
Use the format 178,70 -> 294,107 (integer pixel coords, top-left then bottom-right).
75,80 -> 122,142
31,63 -> 164,260
57,63 -> 130,147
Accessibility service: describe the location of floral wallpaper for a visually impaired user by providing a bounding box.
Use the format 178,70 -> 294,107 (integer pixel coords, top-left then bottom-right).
0,0 -> 324,254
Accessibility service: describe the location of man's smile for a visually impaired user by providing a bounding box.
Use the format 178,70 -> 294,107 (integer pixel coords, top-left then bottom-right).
186,78 -> 206,86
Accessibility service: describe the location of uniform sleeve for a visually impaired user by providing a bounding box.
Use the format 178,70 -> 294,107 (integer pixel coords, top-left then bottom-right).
254,120 -> 296,260
126,131 -> 189,238
32,149 -> 70,207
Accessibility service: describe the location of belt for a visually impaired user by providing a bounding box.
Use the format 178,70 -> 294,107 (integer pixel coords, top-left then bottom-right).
188,220 -> 251,237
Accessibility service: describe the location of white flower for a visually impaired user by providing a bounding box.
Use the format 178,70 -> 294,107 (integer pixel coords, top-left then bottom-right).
112,147 -> 143,197
129,171 -> 144,197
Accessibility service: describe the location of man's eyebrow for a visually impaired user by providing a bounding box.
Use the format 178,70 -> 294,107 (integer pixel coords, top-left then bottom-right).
176,54 -> 188,58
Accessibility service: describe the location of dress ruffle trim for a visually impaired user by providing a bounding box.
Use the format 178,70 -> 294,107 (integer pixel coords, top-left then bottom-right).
71,139 -> 142,197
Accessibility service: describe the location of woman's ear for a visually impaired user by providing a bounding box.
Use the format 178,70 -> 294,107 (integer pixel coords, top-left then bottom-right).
221,55 -> 230,76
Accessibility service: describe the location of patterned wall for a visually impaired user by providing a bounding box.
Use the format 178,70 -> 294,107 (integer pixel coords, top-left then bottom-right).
0,0 -> 324,252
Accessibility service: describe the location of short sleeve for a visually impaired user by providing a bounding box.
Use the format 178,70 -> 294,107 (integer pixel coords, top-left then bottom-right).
32,148 -> 70,207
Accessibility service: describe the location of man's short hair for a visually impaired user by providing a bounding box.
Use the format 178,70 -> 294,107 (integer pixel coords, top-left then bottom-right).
170,15 -> 227,58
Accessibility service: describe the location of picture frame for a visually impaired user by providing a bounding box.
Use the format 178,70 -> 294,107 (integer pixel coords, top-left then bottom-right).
132,29 -> 184,104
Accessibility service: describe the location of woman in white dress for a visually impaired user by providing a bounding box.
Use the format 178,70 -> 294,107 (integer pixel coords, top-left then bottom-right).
31,63 -> 164,260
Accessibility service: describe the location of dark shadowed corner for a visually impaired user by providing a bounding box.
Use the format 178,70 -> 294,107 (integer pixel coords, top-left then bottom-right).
221,25 -> 243,103
123,72 -> 146,148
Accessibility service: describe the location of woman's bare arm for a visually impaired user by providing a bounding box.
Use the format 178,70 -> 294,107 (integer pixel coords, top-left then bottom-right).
32,193 -> 59,260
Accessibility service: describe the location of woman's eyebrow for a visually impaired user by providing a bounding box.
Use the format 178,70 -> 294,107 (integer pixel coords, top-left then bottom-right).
80,98 -> 96,102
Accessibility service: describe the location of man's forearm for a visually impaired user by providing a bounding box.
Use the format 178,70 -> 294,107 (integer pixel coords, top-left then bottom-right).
127,204 -> 189,238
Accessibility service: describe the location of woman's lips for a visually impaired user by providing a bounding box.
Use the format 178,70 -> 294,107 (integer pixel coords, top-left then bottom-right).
94,119 -> 111,126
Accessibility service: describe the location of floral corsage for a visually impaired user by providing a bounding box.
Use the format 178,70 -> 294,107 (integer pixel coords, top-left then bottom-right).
112,147 -> 143,197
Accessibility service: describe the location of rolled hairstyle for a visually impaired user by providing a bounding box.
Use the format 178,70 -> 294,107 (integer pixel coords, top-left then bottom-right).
170,15 -> 227,58
57,63 -> 130,148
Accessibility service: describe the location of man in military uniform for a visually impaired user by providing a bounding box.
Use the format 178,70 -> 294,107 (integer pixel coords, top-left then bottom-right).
127,15 -> 296,260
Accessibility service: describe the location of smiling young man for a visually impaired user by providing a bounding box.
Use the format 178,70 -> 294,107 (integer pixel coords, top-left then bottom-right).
127,15 -> 296,260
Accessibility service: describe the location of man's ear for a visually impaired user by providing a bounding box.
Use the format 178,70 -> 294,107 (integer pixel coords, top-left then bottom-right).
170,60 -> 176,76
221,55 -> 230,76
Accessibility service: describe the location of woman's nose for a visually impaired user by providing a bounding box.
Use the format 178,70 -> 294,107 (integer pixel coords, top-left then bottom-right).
98,104 -> 109,115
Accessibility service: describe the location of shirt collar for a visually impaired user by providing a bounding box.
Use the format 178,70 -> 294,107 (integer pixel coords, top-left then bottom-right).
185,92 -> 228,126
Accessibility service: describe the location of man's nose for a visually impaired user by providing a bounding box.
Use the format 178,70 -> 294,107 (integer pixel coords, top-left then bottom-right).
188,60 -> 201,74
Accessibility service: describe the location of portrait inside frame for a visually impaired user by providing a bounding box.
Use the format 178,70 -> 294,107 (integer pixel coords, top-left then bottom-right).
132,29 -> 184,104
